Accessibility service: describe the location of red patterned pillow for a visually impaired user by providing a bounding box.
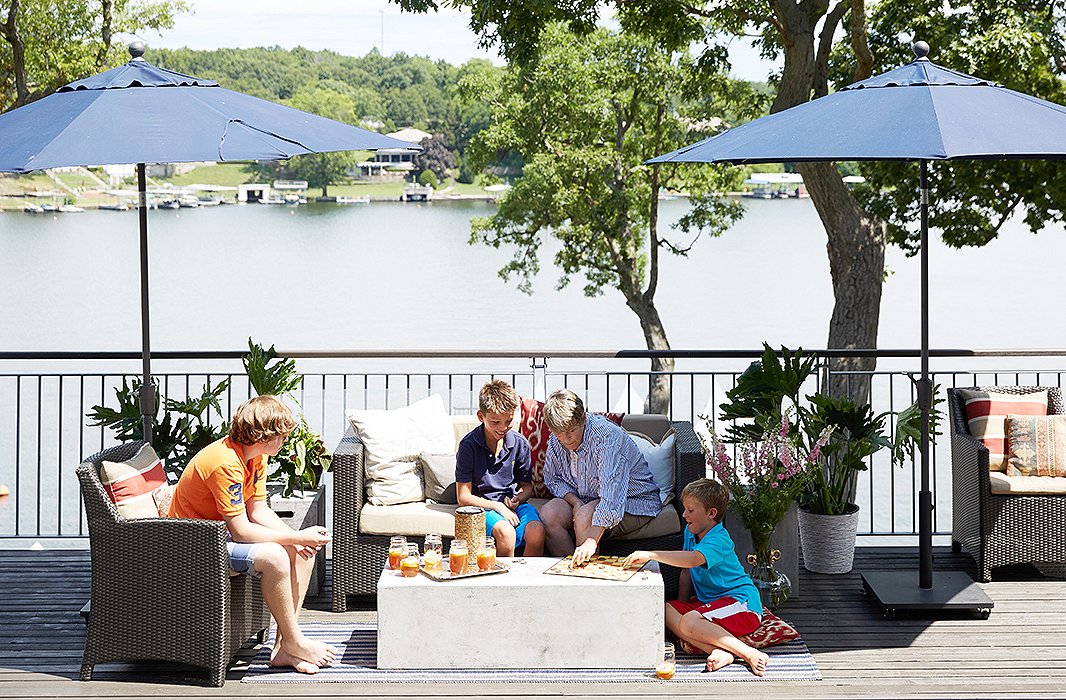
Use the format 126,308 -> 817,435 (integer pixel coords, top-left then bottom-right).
958,389 -> 1048,472
737,610 -> 801,649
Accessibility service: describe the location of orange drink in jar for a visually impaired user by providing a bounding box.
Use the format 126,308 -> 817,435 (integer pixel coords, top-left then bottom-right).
388,536 -> 407,570
400,543 -> 420,577
449,539 -> 468,575
477,535 -> 496,571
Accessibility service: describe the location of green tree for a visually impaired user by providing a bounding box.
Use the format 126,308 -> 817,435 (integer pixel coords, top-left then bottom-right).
398,0 -> 1066,404
282,83 -> 362,197
0,0 -> 187,112
461,24 -> 743,413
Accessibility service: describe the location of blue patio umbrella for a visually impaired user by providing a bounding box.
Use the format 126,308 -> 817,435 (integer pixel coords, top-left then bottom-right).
0,43 -> 418,442
650,42 -> 1066,614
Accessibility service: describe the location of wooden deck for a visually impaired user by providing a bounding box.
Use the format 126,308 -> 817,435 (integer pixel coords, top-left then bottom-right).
3,546 -> 1065,699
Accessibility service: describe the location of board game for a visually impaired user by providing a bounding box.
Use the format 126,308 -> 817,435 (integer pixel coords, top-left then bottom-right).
543,555 -> 644,582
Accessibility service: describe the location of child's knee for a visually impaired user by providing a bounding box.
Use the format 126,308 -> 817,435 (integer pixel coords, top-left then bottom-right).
492,521 -> 517,546
678,610 -> 705,637
525,520 -> 545,542
253,542 -> 289,575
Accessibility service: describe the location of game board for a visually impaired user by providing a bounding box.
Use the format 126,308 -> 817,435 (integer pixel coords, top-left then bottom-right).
543,555 -> 644,582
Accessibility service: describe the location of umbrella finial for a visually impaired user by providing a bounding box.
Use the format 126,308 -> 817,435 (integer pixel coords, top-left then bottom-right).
912,40 -> 930,60
128,41 -> 146,61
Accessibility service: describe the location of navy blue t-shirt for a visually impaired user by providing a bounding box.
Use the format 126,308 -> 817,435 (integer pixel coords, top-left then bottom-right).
454,426 -> 532,502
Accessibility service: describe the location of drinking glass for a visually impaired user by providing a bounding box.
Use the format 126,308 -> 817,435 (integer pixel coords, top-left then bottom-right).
388,535 -> 407,570
477,535 -> 497,571
449,539 -> 468,575
400,543 -> 420,577
656,642 -> 676,680
423,533 -> 443,572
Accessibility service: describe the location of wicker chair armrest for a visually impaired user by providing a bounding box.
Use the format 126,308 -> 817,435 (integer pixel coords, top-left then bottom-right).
332,427 -> 366,532
670,421 -> 704,510
100,517 -> 230,580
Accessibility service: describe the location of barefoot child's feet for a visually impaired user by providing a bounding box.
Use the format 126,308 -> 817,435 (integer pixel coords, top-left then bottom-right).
270,647 -> 320,674
282,636 -> 338,669
742,649 -> 769,676
706,648 -> 735,671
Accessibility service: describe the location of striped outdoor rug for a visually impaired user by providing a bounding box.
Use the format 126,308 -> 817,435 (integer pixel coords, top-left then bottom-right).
241,623 -> 821,683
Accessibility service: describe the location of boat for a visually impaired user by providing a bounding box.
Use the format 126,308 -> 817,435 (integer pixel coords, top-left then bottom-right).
178,194 -> 201,208
22,203 -> 44,214
336,195 -> 370,204
57,204 -> 85,213
741,186 -> 774,199
401,184 -> 433,202
97,202 -> 130,211
282,193 -> 305,205
158,199 -> 180,210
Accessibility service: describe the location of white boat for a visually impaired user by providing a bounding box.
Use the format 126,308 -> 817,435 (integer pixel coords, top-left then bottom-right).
178,194 -> 201,208
158,199 -> 180,210
97,203 -> 129,211
57,204 -> 85,213
336,195 -> 370,204
22,203 -> 44,214
41,203 -> 59,212
282,193 -> 306,205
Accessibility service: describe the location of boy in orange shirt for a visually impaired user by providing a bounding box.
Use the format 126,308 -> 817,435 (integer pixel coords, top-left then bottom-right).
170,395 -> 336,675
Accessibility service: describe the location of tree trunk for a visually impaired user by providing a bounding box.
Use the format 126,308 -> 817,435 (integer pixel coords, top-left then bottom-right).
771,0 -> 886,404
625,294 -> 675,415
0,0 -> 30,110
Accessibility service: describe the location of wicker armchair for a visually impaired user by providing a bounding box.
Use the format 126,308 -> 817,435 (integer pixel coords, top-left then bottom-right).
77,442 -> 271,687
948,387 -> 1066,582
331,420 -> 705,611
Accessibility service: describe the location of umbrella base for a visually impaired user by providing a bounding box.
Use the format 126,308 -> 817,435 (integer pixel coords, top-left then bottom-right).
860,570 -> 993,618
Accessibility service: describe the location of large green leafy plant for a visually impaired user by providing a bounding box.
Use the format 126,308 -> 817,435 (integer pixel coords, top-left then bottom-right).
88,377 -> 230,478
243,339 -> 331,497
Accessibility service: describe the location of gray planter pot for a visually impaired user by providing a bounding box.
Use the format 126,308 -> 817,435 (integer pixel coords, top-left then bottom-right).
268,483 -> 327,596
798,504 -> 860,574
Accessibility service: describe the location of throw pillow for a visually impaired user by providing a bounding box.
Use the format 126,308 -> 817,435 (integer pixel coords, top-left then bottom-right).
346,394 -> 454,506
519,398 -> 553,498
958,389 -> 1048,472
420,452 -> 458,504
1005,414 -> 1066,477
737,609 -> 802,649
627,429 -> 676,505
99,443 -> 169,520
153,482 -> 175,518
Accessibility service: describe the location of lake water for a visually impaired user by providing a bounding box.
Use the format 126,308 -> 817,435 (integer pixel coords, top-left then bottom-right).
3,196 -> 1064,361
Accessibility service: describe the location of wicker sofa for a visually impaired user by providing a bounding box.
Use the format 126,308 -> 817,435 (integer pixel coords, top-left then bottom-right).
331,415 -> 704,611
77,442 -> 271,687
948,386 -> 1066,582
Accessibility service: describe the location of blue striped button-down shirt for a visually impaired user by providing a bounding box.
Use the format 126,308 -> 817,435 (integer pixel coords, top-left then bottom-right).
543,414 -> 662,529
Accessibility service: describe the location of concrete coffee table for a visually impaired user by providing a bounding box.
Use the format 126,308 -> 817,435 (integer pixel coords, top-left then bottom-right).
376,557 -> 664,669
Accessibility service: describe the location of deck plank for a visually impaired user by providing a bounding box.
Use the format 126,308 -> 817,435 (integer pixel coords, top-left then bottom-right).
0,547 -> 1063,699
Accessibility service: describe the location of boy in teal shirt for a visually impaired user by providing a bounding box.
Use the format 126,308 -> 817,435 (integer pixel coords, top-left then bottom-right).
624,478 -> 768,676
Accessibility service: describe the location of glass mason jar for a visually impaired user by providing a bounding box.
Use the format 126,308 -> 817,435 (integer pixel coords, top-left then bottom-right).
388,535 -> 407,570
448,538 -> 469,575
477,535 -> 497,571
423,533 -> 443,572
400,543 -> 420,578
656,642 -> 676,680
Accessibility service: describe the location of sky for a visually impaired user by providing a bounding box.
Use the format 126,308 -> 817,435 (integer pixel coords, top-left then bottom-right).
144,0 -> 776,82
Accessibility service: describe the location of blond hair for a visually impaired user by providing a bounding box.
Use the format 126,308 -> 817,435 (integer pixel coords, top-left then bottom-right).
682,478 -> 729,519
479,380 -> 519,415
544,389 -> 585,433
228,395 -> 296,446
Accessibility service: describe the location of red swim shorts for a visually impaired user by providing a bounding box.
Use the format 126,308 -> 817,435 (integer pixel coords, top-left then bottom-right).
668,596 -> 761,637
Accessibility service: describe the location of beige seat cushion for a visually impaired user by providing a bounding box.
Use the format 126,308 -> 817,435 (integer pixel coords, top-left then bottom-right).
609,507 -> 681,541
989,472 -> 1066,495
360,502 -> 459,536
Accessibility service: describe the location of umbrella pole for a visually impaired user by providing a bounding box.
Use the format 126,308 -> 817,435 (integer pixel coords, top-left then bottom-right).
136,163 -> 155,445
859,159 -> 992,617
918,159 -> 933,589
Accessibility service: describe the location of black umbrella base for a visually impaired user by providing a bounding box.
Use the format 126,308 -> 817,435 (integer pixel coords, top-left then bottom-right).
860,570 -> 994,618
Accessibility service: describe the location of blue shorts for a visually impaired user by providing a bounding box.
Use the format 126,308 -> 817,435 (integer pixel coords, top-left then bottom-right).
484,502 -> 541,547
226,541 -> 261,577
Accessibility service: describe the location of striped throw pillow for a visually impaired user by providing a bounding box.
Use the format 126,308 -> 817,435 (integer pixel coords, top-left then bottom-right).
99,444 -> 169,519
958,389 -> 1048,472
1005,414 -> 1066,477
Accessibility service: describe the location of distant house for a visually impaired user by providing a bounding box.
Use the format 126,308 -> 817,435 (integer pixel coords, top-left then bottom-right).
355,127 -> 428,179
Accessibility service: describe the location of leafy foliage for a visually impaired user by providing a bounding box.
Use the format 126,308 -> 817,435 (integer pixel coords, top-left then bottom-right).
87,376 -> 230,478
411,134 -> 456,182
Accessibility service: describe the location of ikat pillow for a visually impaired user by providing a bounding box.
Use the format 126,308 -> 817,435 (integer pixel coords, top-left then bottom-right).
958,389 -> 1048,472
737,609 -> 802,649
1005,414 -> 1066,477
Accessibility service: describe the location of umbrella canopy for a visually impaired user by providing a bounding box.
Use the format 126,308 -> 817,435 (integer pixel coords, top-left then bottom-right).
649,42 -> 1066,612
650,55 -> 1066,165
0,43 -> 418,442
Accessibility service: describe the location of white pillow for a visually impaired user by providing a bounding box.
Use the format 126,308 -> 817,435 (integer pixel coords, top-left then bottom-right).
345,394 -> 455,506
628,430 -> 676,506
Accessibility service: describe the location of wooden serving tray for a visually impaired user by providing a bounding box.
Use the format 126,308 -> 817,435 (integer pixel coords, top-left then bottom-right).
419,562 -> 510,581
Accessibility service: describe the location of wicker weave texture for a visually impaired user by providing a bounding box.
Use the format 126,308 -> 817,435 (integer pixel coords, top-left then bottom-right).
331,421 -> 704,610
77,442 -> 271,687
948,387 -> 1066,582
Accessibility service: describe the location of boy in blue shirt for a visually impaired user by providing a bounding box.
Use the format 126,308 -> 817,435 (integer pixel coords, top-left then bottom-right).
455,380 -> 545,556
624,478 -> 768,676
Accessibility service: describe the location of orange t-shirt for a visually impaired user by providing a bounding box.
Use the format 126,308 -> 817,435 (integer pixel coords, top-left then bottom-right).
169,437 -> 267,520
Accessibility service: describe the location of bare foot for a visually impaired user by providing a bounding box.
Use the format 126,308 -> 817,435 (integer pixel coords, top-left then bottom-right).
270,647 -> 319,674
742,649 -> 769,677
282,636 -> 338,668
706,648 -> 735,671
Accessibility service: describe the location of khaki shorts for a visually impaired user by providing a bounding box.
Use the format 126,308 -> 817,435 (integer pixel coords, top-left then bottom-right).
603,512 -> 656,539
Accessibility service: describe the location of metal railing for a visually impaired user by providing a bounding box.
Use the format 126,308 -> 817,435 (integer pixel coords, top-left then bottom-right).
1,348 -> 1064,542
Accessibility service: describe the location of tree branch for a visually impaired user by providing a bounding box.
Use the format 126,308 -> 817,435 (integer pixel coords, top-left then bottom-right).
848,0 -> 874,82
0,0 -> 30,109
96,0 -> 114,70
813,1 -> 848,98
